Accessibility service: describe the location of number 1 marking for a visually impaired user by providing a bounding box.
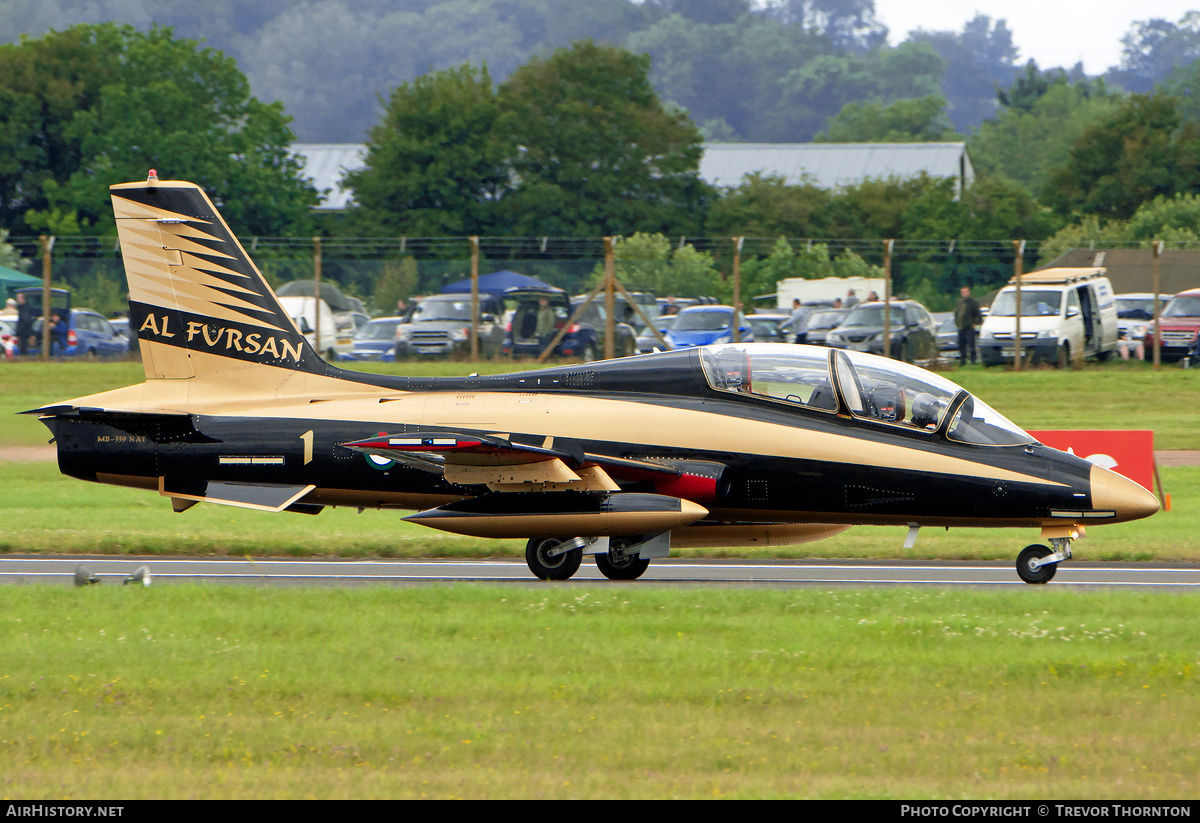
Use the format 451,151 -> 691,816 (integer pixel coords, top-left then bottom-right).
301,430 -> 313,465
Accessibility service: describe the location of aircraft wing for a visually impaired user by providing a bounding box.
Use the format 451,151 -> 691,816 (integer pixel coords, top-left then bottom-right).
339,430 -> 727,499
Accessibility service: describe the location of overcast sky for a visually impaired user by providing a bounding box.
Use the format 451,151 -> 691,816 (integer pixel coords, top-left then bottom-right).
873,0 -> 1199,74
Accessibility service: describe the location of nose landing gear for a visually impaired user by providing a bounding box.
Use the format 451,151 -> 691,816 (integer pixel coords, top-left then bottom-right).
1016,535 -> 1074,584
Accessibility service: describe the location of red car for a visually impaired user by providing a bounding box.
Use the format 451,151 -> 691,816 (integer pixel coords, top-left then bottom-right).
1155,288 -> 1200,363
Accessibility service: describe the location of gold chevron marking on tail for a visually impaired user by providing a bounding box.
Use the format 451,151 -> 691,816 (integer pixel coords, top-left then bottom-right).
113,195 -> 287,332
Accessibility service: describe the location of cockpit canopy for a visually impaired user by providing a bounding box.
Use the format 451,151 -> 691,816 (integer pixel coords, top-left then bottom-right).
699,343 -> 1034,446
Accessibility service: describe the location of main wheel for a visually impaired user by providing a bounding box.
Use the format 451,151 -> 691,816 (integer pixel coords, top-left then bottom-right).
595,550 -> 650,581
525,537 -> 583,581
1016,544 -> 1057,584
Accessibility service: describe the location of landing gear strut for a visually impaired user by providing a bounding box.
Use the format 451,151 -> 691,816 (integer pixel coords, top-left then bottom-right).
1016,536 -> 1073,584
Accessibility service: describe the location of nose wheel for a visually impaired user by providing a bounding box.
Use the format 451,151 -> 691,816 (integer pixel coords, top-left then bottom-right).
1016,544 -> 1057,584
1016,537 -> 1073,584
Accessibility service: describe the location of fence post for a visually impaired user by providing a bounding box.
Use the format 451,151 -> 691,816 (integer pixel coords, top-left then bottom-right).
1013,240 -> 1025,371
882,239 -> 893,358
604,237 -> 616,360
312,236 -> 322,355
470,236 -> 480,359
40,235 -> 54,360
1152,240 -> 1163,370
732,236 -> 744,343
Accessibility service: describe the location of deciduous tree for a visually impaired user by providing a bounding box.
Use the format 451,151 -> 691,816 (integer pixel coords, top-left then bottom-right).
344,63 -> 510,236
2,23 -> 317,237
497,40 -> 711,236
1042,93 -> 1200,221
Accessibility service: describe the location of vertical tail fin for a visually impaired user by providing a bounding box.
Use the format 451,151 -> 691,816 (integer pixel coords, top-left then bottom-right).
111,179 -> 321,380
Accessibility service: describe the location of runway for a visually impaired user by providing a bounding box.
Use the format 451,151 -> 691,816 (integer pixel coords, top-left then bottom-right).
4,556 -> 1200,589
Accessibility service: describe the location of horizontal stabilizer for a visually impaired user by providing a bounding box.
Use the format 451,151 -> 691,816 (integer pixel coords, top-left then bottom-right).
159,477 -> 315,512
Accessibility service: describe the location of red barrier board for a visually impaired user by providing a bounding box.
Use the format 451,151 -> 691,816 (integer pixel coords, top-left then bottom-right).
1029,430 -> 1156,491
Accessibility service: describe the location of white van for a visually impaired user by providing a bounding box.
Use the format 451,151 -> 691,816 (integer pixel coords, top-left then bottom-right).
278,295 -> 354,360
978,267 -> 1118,366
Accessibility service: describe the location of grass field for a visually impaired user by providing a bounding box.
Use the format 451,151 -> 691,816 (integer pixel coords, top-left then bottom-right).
3,585 -> 1197,799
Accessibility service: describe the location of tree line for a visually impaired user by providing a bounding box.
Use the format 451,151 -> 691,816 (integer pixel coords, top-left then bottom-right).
9,13 -> 1200,313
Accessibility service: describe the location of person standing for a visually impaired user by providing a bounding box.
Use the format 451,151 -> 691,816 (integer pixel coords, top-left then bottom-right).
955,286 -> 982,365
844,289 -> 860,309
14,292 -> 37,356
535,296 -> 557,351
781,298 -> 810,344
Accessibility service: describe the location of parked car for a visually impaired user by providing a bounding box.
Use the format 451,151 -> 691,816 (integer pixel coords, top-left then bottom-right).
505,289 -> 635,360
978,268 -> 1118,365
338,316 -> 405,362
1115,293 -> 1173,355
747,311 -> 791,343
108,316 -> 138,352
803,308 -> 851,346
665,305 -> 753,350
0,317 -> 17,358
1155,288 -> 1200,363
636,314 -> 676,354
934,314 -> 959,360
395,293 -> 506,358
33,308 -> 129,358
824,300 -> 937,363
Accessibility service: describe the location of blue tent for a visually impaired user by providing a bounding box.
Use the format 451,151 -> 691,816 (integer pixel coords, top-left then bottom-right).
441,270 -> 558,298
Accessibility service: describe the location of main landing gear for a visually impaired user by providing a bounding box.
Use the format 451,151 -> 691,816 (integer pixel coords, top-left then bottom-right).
1016,536 -> 1074,584
524,536 -> 652,581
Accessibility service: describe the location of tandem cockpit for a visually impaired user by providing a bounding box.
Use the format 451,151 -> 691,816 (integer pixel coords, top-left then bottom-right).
698,343 -> 1035,447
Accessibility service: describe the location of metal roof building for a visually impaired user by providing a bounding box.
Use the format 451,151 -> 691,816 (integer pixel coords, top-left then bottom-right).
291,143 -> 366,210
698,142 -> 975,197
1046,249 -> 1200,296
293,141 -> 975,210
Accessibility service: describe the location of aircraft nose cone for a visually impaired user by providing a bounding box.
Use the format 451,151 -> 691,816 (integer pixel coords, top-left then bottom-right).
1090,464 -> 1160,523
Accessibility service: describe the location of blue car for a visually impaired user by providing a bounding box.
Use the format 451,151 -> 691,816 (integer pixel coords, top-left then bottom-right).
337,317 -> 404,362
664,305 -> 753,349
35,309 -> 129,358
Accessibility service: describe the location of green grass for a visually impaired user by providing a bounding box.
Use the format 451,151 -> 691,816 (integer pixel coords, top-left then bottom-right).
3,357 -> 1199,448
2,461 -> 1194,561
2,585 -> 1197,799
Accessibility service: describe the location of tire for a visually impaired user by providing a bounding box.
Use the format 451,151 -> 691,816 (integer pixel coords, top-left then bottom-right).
1057,342 -> 1071,370
1096,348 -> 1112,362
1016,544 -> 1057,584
525,537 -> 583,581
595,550 -> 650,581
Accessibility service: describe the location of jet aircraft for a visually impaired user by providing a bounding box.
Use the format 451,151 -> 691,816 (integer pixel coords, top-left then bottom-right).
30,178 -> 1160,583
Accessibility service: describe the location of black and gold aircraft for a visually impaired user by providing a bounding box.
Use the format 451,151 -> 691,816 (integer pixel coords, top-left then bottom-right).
30,178 -> 1160,584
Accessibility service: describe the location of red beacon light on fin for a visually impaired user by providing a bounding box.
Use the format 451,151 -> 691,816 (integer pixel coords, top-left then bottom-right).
147,169 -> 158,183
